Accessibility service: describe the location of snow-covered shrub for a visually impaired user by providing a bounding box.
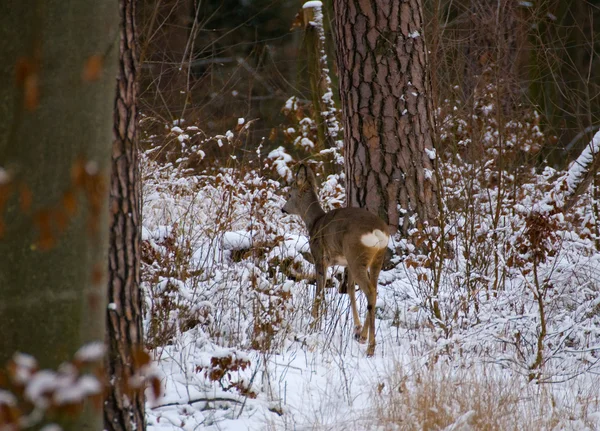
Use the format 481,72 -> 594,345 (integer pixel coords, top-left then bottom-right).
389,88 -> 600,382
0,345 -> 159,429
142,102 -> 600,428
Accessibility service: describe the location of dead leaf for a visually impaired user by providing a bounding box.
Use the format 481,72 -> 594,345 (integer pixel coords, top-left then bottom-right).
83,55 -> 104,81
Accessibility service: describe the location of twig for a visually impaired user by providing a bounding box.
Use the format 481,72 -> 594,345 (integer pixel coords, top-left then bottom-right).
151,397 -> 244,409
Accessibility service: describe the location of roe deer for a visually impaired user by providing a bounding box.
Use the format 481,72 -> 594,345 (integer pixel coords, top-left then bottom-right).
281,164 -> 389,357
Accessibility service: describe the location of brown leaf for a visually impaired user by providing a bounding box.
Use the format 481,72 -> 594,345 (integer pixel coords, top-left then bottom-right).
290,12 -> 303,30
83,55 -> 104,81
34,209 -> 55,250
15,55 -> 41,110
90,263 -> 104,285
269,128 -> 277,141
71,158 -> 86,188
62,189 -> 78,217
0,403 -> 21,426
150,376 -> 162,400
87,291 -> 102,312
15,57 -> 35,86
23,74 -> 40,111
19,183 -> 32,213
54,208 -> 69,233
132,348 -> 151,368
90,391 -> 104,411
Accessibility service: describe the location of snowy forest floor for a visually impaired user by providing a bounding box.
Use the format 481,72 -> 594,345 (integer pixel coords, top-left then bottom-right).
140,120 -> 600,430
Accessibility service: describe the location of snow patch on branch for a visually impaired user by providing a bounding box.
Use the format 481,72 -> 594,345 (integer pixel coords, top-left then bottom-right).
0,390 -> 16,406
425,148 -> 437,160
75,341 -> 106,363
25,367 -> 101,408
565,130 -> 600,194
302,0 -> 323,8
267,147 -> 293,181
0,167 -> 11,184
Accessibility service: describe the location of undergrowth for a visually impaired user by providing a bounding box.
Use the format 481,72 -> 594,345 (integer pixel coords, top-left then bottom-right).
140,82 -> 600,428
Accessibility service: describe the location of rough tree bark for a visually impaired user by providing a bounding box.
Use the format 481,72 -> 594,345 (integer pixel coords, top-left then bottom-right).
333,0 -> 438,234
104,0 -> 146,429
0,0 -> 118,428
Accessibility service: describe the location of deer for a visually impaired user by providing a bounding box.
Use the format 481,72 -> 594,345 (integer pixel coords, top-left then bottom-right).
281,164 -> 389,357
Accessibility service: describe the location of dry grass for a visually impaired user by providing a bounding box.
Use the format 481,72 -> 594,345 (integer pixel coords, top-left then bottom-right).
373,360 -> 600,431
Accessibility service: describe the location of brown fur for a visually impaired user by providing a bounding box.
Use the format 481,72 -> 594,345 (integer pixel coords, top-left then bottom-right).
282,164 -> 389,357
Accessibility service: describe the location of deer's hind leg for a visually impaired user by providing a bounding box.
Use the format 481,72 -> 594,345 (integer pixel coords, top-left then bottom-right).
347,262 -> 374,349
362,250 -> 385,356
310,238 -> 327,320
359,283 -> 377,356
346,270 -> 362,340
311,258 -> 326,320
368,250 -> 385,293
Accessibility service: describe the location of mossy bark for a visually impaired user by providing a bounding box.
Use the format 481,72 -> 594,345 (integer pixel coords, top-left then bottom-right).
0,0 -> 118,428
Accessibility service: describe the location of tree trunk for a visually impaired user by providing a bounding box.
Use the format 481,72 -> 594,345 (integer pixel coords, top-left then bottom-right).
0,0 -> 118,428
104,0 -> 146,429
333,0 -> 438,234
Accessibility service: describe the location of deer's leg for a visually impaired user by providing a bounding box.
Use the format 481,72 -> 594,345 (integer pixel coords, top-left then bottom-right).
357,281 -> 377,356
339,269 -> 349,294
361,252 -> 385,356
368,250 -> 385,291
346,270 -> 362,339
347,263 -> 371,346
311,259 -> 326,319
363,252 -> 384,357
364,286 -> 377,357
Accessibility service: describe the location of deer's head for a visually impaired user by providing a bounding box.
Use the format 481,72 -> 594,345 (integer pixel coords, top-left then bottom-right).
281,164 -> 320,216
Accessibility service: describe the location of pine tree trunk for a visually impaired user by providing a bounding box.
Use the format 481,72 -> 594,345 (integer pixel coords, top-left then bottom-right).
333,0 -> 438,234
0,0 -> 118,428
104,0 -> 146,429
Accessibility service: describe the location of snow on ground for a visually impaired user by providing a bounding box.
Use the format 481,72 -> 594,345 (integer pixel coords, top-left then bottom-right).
146,322 -> 408,430
140,150 -> 600,430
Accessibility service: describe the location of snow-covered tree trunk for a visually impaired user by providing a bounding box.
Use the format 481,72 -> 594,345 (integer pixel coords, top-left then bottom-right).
303,1 -> 343,168
333,0 -> 438,233
562,130 -> 600,212
104,0 -> 146,429
0,0 -> 118,428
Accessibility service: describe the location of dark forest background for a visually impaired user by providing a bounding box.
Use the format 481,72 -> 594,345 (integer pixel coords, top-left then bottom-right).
138,0 -> 600,168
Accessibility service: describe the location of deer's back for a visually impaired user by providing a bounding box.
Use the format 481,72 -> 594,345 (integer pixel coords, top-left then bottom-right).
310,208 -> 389,265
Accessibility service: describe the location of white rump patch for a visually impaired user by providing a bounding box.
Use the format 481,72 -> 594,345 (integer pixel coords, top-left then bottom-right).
360,230 -> 389,249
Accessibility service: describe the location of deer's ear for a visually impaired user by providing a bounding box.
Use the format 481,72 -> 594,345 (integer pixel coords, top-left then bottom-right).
296,164 -> 309,187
